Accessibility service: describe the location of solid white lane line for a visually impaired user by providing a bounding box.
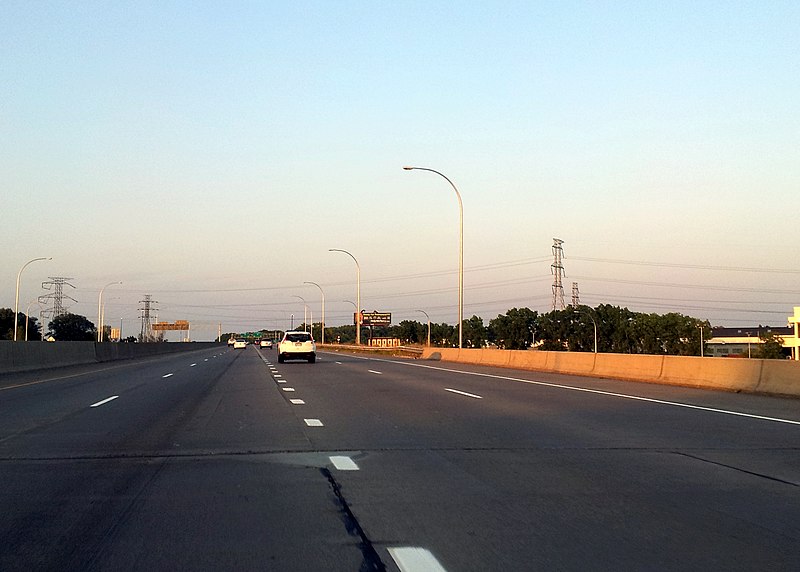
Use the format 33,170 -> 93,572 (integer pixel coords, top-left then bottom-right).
380,359 -> 800,427
162,373 -> 174,378
368,370 -> 382,375
289,399 -> 305,404
388,547 -> 447,572
304,419 -> 324,427
90,396 -> 119,408
330,456 -> 359,471
444,388 -> 483,399
282,387 -> 296,392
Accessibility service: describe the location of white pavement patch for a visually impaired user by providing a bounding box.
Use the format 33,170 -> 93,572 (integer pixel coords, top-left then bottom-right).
444,388 -> 483,399
388,547 -> 447,572
162,373 -> 174,378
282,387 -> 296,392
330,456 -> 359,471
304,419 -> 324,427
289,399 -> 305,404
90,395 -> 119,408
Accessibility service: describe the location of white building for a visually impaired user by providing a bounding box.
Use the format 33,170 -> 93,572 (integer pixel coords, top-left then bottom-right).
707,306 -> 799,360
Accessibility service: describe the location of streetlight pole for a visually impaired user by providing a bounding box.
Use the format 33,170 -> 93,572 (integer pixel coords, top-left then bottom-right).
330,249 -> 361,345
292,295 -> 308,333
416,309 -> 431,347
698,324 -> 705,357
304,281 -> 325,345
97,281 -> 122,342
25,299 -> 40,342
578,307 -> 598,354
403,166 -> 463,348
14,257 -> 51,342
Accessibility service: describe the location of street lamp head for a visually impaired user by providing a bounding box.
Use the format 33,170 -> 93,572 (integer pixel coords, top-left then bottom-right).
402,166 -> 414,171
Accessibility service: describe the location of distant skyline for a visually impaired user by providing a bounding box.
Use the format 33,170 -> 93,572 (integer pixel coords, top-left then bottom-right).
3,1 -> 798,340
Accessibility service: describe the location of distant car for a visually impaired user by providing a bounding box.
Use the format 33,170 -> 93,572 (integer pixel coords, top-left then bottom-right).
233,339 -> 247,349
277,331 -> 316,363
227,338 -> 236,346
259,339 -> 273,348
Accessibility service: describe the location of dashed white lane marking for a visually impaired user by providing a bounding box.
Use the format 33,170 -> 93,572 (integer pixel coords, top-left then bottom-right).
273,374 -> 282,378
304,419 -> 324,427
289,399 -> 305,404
368,370 -> 382,375
90,396 -> 119,408
190,363 -> 197,367
162,373 -> 174,378
388,547 -> 447,572
444,388 -> 483,399
336,361 -> 343,365
282,387 -> 296,392
377,358 -> 800,427
330,456 -> 359,471
277,380 -> 287,384
204,359 -> 209,362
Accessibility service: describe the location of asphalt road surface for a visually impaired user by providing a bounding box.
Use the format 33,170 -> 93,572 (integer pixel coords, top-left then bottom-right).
1,345 -> 798,571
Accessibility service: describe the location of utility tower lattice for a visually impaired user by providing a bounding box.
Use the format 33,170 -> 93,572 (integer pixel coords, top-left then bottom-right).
139,295 -> 159,342
38,277 -> 77,321
571,282 -> 580,308
551,238 -> 566,311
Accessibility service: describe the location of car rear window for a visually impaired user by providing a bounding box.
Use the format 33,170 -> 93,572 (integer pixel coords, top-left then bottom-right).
285,333 -> 312,342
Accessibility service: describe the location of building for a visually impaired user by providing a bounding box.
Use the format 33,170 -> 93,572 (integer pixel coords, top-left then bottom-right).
707,307 -> 799,360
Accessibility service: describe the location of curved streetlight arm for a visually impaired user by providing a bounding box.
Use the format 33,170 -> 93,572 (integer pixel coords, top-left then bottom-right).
329,249 -> 361,345
292,295 -> 308,332
14,257 -> 51,342
577,307 -> 598,354
416,309 -> 431,347
304,281 -> 325,345
97,281 -> 122,342
403,167 -> 463,349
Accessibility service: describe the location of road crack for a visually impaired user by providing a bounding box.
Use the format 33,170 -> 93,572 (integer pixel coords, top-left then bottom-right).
321,467 -> 386,571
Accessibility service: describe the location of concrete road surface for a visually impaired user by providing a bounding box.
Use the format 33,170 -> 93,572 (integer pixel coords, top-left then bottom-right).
1,345 -> 798,571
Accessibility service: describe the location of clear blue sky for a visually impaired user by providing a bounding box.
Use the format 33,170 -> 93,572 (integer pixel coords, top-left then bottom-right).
3,1 -> 798,339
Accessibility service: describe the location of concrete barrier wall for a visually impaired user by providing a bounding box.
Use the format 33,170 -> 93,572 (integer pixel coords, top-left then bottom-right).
420,347 -> 800,398
0,341 -> 222,374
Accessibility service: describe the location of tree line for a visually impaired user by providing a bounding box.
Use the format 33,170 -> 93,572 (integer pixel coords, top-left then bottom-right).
306,305 -> 785,358
0,309 -> 135,342
7,305 -> 783,358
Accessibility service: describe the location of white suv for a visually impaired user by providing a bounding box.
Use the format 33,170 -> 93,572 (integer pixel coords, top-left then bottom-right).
277,331 -> 316,363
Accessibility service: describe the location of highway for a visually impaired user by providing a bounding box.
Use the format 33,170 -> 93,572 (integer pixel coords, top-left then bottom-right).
1,344 -> 799,571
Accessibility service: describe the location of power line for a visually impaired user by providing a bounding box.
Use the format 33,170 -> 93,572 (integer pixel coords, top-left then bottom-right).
570,256 -> 800,275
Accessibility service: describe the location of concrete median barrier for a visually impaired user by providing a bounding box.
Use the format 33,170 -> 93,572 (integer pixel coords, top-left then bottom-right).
0,341 -> 222,374
420,347 -> 800,398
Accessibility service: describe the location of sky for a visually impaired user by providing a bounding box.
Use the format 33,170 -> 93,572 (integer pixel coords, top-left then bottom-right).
2,1 -> 798,340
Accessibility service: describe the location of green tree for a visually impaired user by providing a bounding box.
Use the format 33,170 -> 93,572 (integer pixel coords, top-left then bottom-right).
462,315 -> 487,348
49,313 -> 96,341
488,308 -> 538,349
755,330 -> 785,359
0,308 -> 42,341
394,320 -> 427,345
